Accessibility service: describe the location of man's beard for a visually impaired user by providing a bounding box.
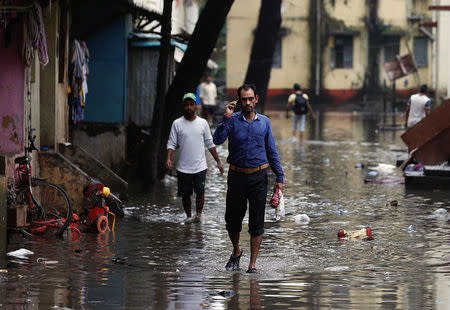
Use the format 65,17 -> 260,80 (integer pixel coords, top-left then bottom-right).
242,105 -> 253,115
184,110 -> 195,118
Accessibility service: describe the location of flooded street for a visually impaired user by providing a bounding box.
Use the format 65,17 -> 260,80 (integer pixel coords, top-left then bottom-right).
2,108 -> 450,309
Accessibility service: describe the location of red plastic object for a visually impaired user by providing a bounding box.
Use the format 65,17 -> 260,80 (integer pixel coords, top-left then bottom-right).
95,215 -> 109,233
86,206 -> 106,224
337,229 -> 346,238
365,226 -> 372,237
269,186 -> 281,209
30,226 -> 47,234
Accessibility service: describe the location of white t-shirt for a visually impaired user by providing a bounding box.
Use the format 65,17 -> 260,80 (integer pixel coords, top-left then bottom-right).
167,116 -> 215,174
407,93 -> 431,127
199,82 -> 217,106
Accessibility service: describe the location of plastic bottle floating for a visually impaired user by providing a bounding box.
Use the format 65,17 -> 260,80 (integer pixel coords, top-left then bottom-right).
337,226 -> 373,241
294,214 -> 310,224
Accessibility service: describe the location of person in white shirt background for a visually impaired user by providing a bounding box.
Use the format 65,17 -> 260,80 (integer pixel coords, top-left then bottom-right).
166,93 -> 224,221
199,75 -> 218,125
404,84 -> 431,129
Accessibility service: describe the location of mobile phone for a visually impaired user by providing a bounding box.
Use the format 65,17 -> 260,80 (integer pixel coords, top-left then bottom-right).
234,99 -> 242,112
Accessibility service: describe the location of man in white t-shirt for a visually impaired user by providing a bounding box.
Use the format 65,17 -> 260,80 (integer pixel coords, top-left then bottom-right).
404,84 -> 431,129
199,75 -> 217,125
166,92 -> 224,221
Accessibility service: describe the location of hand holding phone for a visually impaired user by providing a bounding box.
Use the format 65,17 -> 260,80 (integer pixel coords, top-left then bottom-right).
225,101 -> 237,116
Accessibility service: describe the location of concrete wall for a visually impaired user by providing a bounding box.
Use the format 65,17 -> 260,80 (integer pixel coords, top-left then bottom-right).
59,143 -> 128,199
226,0 -> 260,89
0,23 -> 25,155
71,124 -> 126,170
0,156 -> 6,255
40,2 -> 69,148
436,0 -> 450,101
39,152 -> 89,215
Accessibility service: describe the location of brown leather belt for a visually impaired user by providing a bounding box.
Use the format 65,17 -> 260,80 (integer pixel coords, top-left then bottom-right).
229,163 -> 269,174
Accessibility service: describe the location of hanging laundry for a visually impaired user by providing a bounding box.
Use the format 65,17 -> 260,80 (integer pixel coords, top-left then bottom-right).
22,1 -> 49,67
68,39 -> 90,123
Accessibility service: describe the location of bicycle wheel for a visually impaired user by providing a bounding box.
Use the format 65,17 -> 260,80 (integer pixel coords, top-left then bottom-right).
15,180 -> 72,236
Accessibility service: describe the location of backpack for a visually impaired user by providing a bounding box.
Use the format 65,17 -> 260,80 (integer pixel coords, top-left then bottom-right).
293,93 -> 308,115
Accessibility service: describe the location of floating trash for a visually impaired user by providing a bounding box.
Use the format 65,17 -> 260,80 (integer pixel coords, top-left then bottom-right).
112,257 -> 128,264
427,208 -> 449,221
294,214 -> 310,224
366,170 -> 379,177
354,163 -> 365,169
7,249 -> 34,260
337,226 -> 373,241
217,290 -> 235,298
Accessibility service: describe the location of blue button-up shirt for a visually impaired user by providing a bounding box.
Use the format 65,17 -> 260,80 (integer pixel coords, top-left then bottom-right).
213,112 -> 284,183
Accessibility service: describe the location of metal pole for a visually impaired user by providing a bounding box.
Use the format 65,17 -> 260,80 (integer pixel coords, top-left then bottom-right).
315,0 -> 321,96
383,79 -> 387,125
392,80 -> 397,127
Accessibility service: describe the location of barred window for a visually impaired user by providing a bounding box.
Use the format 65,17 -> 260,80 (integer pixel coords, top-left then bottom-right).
272,34 -> 282,68
414,37 -> 428,67
330,36 -> 353,69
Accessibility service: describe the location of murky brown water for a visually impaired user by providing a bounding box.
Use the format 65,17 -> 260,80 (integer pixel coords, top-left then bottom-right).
2,109 -> 450,309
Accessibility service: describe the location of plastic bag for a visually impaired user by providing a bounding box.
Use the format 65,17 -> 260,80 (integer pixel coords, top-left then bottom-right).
270,186 -> 285,220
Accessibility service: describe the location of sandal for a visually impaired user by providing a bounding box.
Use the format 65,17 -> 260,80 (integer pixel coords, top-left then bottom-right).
246,268 -> 257,274
225,250 -> 243,271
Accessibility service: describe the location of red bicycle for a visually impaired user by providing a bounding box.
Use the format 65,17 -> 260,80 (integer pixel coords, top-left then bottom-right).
13,128 -> 72,236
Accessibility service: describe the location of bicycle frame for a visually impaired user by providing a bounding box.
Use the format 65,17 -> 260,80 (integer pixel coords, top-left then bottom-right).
14,129 -> 72,234
15,129 -> 44,219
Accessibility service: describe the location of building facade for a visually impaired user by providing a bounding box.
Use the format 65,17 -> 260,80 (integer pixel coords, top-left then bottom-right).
226,0 -> 438,104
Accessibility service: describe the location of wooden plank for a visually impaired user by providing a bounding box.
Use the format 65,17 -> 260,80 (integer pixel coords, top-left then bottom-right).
419,22 -> 438,27
401,99 -> 450,151
429,5 -> 450,10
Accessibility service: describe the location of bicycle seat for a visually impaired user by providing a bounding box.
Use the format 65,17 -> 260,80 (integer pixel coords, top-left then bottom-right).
14,155 -> 28,164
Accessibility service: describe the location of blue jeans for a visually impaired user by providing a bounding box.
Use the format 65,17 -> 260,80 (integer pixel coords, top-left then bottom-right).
292,114 -> 306,132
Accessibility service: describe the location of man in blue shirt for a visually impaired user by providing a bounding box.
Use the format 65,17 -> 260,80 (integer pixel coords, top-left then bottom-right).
213,84 -> 284,273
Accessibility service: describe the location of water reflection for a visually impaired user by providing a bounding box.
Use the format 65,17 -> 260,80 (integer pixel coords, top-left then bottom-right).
2,109 -> 450,309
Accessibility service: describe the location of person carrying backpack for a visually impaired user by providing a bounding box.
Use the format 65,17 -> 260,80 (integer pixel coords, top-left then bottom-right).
286,83 -> 316,142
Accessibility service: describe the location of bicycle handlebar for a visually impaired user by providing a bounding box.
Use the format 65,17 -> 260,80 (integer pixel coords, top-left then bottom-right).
26,128 -> 38,153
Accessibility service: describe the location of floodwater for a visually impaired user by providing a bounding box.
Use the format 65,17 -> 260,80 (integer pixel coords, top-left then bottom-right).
2,108 -> 450,309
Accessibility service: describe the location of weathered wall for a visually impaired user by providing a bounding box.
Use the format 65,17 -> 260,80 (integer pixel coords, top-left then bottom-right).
226,0 -> 260,89
0,24 -> 24,155
322,0 -> 367,93
0,156 -> 7,255
377,0 -> 433,91
71,124 -> 126,170
58,143 -> 128,199
226,0 -> 435,101
40,2 -> 68,148
29,52 -> 42,178
39,152 -> 89,215
40,4 -> 58,147
436,0 -> 450,100
85,15 -> 128,123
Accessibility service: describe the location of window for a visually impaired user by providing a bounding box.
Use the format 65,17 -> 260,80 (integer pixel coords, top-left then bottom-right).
272,34 -> 282,68
330,36 -> 353,68
414,37 -> 428,67
383,36 -> 400,62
